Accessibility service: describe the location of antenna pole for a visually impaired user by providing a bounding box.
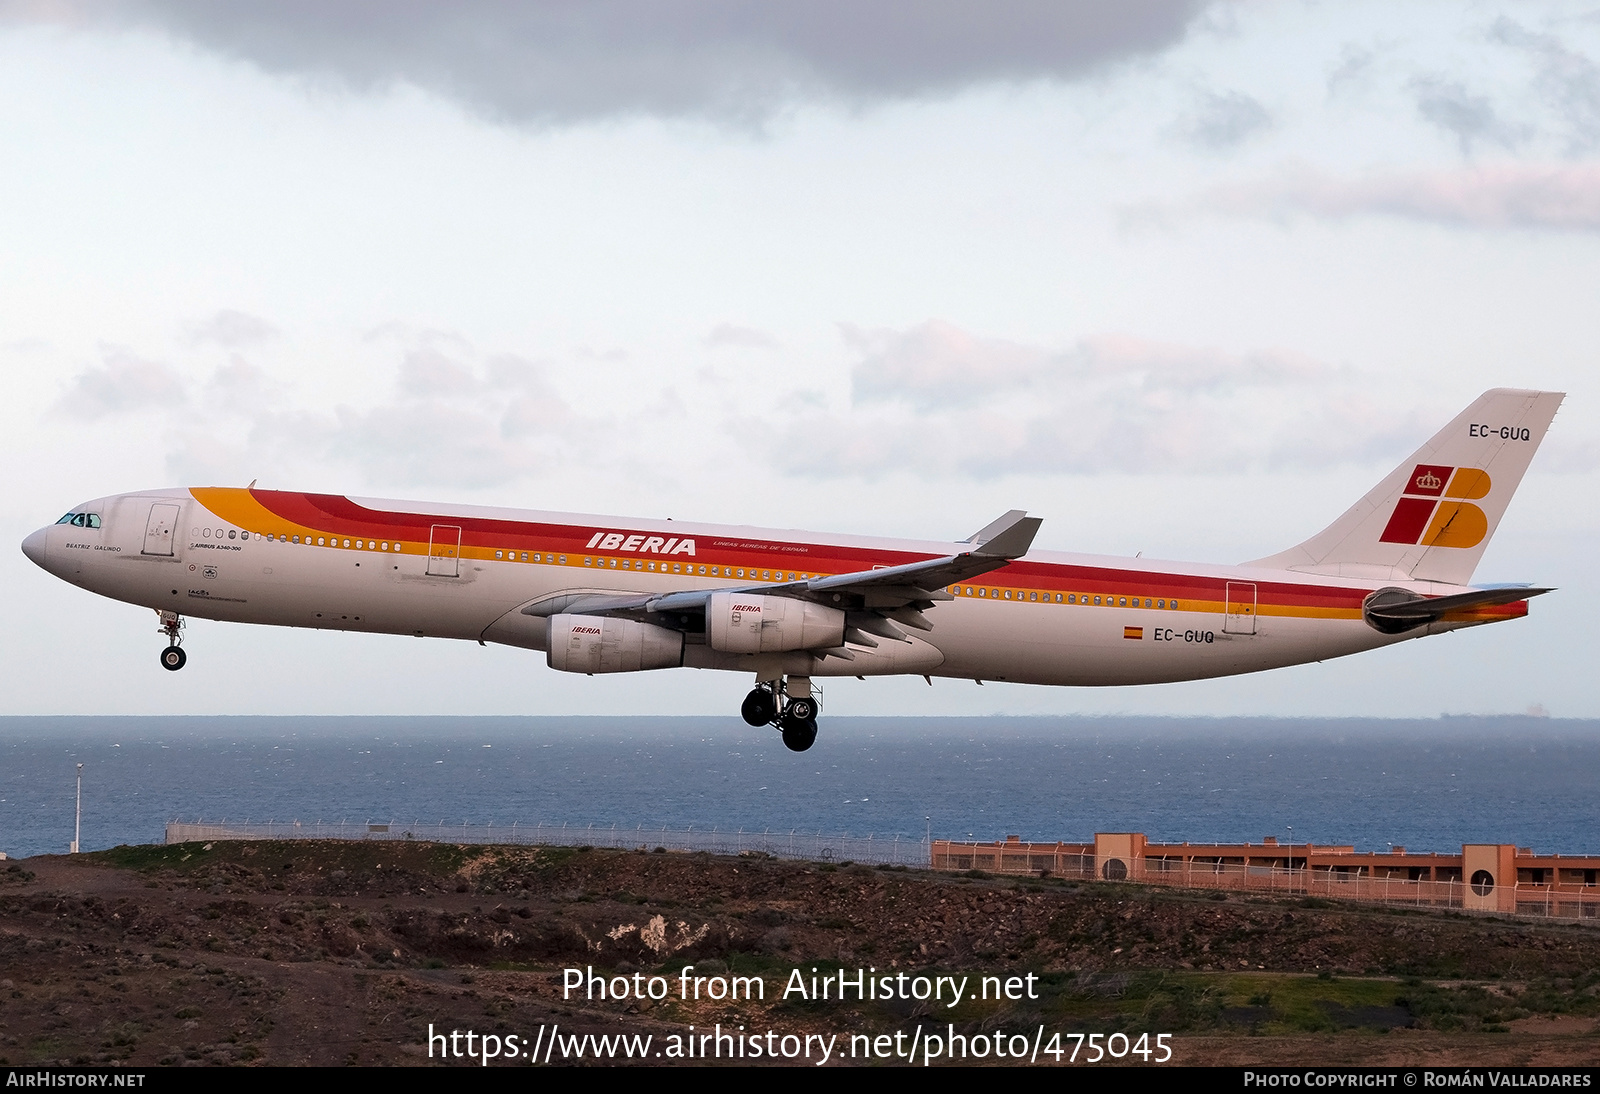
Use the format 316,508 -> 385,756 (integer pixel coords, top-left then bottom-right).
72,763 -> 83,854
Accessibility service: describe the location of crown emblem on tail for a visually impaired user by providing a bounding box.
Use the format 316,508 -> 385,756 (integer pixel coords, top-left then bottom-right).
1415,471 -> 1441,490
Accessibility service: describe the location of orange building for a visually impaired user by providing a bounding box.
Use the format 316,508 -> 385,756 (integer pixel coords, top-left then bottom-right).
932,833 -> 1600,918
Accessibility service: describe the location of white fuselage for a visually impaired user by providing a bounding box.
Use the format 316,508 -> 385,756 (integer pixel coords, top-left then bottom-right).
22,486 -> 1510,689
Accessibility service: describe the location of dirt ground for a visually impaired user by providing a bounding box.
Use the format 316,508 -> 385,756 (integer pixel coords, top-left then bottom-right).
1,839 -> 1598,1066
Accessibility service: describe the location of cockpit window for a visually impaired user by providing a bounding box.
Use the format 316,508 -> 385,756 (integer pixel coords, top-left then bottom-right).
57,513 -> 102,528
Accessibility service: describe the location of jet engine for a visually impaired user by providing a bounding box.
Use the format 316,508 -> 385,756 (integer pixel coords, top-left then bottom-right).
706,592 -> 845,653
547,614 -> 684,673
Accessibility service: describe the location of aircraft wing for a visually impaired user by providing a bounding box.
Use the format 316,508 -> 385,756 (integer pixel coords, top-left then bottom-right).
522,510 -> 1042,641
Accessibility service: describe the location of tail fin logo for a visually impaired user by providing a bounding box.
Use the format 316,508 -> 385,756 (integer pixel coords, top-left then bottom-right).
1379,465 -> 1493,547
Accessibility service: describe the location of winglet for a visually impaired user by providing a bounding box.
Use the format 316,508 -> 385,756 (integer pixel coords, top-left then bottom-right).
968,511 -> 1042,559
965,510 -> 1026,544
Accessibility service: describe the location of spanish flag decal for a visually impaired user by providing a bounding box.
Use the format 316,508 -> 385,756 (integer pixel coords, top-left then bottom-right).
1123,626 -> 1144,640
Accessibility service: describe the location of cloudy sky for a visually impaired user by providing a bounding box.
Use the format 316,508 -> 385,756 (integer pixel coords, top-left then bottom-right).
3,1 -> 1597,718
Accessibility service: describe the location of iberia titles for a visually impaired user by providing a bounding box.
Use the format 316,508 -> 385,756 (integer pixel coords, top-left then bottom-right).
583,531 -> 697,556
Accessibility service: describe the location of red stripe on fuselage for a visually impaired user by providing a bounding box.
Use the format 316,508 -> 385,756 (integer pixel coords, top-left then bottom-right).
243,490 -> 1370,611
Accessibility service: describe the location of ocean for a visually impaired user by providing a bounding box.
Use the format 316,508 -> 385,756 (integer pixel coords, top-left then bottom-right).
2,716 -> 1596,861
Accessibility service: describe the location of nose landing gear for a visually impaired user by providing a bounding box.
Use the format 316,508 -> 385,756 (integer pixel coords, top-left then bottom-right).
157,610 -> 186,671
741,676 -> 819,752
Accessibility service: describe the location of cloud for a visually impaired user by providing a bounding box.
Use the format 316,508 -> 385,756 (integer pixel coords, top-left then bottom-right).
158,340 -> 586,489
765,322 -> 1400,480
704,323 -> 778,350
846,319 -> 1047,409
1170,89 -> 1273,151
1179,163 -> 1600,231
396,345 -> 478,397
848,321 -> 1326,412
27,1 -> 1206,127
183,309 -> 278,347
53,349 -> 187,418
1326,43 -> 1376,96
202,356 -> 280,415
1489,17 -> 1600,153
1409,77 -> 1527,155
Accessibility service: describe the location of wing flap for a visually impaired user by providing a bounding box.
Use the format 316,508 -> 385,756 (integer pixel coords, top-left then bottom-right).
521,510 -> 1042,638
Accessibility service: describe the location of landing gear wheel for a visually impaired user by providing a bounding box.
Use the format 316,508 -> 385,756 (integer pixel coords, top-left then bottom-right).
160,645 -> 187,672
784,696 -> 817,722
741,688 -> 777,726
780,718 -> 818,752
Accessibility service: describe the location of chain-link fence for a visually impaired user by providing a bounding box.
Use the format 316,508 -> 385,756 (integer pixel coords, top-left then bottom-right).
164,819 -> 929,867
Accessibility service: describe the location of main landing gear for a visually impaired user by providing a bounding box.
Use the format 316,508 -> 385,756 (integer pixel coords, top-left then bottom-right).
157,610 -> 186,671
741,676 -> 819,752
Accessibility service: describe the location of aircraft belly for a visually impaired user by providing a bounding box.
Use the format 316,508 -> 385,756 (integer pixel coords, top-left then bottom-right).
926,600 -> 1396,686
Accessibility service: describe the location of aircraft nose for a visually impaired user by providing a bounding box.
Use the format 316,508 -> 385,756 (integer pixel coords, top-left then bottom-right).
21,527 -> 49,569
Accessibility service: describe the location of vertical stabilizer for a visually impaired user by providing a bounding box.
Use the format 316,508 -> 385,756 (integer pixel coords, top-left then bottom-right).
1247,389 -> 1563,585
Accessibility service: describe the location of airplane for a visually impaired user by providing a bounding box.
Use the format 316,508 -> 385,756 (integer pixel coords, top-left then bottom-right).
21,388 -> 1562,752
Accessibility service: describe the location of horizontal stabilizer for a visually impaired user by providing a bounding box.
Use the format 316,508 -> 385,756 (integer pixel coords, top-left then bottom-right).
1362,585 -> 1551,634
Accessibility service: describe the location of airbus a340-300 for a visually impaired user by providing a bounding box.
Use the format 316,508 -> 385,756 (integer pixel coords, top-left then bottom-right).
22,389 -> 1562,751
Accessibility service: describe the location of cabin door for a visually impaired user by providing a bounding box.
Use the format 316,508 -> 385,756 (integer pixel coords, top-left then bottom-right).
142,503 -> 181,556
427,524 -> 462,577
1223,582 -> 1258,635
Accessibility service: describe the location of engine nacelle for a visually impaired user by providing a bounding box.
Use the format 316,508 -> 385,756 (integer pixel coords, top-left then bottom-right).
706,592 -> 845,654
547,615 -> 684,673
